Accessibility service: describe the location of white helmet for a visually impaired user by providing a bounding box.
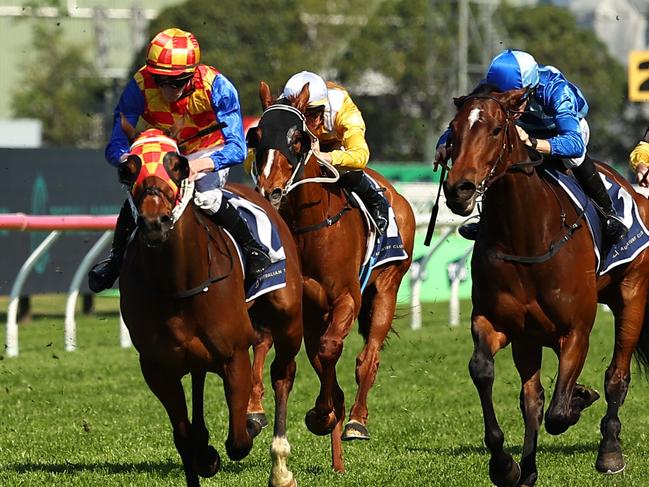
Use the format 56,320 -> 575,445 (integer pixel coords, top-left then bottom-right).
282,71 -> 329,109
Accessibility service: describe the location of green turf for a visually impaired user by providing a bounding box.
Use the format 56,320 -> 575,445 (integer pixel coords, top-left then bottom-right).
1,295 -> 648,486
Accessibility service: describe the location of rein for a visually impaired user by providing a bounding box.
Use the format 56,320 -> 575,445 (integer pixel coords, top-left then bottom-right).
461,94 -> 584,263
258,103 -> 354,234
170,206 -> 234,299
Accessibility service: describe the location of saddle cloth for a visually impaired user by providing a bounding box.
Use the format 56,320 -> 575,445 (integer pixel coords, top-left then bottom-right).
352,175 -> 409,293
221,190 -> 287,301
542,165 -> 649,275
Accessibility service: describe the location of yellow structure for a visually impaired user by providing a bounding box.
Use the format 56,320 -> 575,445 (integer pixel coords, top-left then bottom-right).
628,50 -> 649,102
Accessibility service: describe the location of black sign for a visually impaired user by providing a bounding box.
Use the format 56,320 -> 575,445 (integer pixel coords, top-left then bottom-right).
0,148 -> 246,295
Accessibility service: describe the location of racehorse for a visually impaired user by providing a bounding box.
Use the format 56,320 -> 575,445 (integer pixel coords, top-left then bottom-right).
247,81 -> 416,472
442,86 -> 649,486
117,120 -> 303,487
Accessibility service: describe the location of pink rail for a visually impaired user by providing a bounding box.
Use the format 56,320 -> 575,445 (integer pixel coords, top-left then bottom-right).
0,213 -> 117,231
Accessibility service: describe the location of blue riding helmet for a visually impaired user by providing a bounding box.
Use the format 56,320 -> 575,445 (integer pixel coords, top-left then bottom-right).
486,49 -> 540,91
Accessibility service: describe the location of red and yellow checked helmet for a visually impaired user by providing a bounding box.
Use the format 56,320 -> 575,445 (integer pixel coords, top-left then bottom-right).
145,28 -> 201,76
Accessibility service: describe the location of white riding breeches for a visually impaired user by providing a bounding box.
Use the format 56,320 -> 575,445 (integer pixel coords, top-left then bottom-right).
187,147 -> 230,215
563,118 -> 590,168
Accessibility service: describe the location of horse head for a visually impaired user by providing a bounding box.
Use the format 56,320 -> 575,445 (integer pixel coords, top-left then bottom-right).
247,81 -> 314,209
443,86 -> 531,216
119,116 -> 189,246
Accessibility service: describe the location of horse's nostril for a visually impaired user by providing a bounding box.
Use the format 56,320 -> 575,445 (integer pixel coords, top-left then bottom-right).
270,188 -> 282,203
160,215 -> 171,226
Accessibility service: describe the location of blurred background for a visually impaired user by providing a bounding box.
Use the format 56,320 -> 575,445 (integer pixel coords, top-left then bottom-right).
2,0 -> 649,324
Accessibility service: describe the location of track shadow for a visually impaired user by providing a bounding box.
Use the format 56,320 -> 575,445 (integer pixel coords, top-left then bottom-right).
405,441 -> 599,457
11,459 -> 180,477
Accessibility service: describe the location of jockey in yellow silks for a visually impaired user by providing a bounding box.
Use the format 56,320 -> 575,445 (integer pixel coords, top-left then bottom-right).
630,130 -> 649,188
89,28 -> 270,293
280,71 -> 389,234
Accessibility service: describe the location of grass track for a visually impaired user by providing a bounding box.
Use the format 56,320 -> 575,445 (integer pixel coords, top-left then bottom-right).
1,295 -> 648,486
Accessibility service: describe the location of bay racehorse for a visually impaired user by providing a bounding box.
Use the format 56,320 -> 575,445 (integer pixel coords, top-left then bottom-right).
246,81 -> 416,472
117,120 -> 302,487
442,86 -> 649,486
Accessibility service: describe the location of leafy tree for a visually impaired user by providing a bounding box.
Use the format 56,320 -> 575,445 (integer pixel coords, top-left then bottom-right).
129,0 -> 310,117
12,23 -> 108,148
500,4 -> 632,168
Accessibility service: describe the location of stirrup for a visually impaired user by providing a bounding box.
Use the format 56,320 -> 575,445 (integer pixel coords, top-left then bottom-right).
244,245 -> 272,278
603,213 -> 627,243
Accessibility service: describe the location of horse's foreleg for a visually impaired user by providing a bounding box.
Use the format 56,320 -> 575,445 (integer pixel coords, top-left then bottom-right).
469,315 -> 519,487
512,341 -> 544,487
223,347 -> 254,461
140,358 -> 206,487
247,326 -> 274,433
596,294 -> 646,474
191,371 -> 220,478
305,293 -> 356,473
545,331 -> 590,435
344,274 -> 400,441
267,314 -> 301,487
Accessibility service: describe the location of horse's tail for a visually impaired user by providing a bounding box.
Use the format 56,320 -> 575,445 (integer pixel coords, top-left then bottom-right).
634,302 -> 649,378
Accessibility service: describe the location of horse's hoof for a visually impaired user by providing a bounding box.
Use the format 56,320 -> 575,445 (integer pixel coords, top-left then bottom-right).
596,451 -> 625,474
341,420 -> 370,441
194,445 -> 220,478
305,408 -> 336,436
269,476 -> 297,487
489,457 -> 521,487
572,384 -> 600,411
247,417 -> 264,439
247,412 -> 269,430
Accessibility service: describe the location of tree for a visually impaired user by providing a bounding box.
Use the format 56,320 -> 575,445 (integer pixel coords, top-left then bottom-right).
130,0 -> 310,117
12,23 -> 108,148
499,4 -> 632,168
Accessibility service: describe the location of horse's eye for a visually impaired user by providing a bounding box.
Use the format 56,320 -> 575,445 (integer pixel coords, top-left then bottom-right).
491,126 -> 502,136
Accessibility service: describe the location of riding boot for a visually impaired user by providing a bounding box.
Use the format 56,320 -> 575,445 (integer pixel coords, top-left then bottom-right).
339,170 -> 389,234
212,199 -> 272,279
88,200 -> 135,293
458,222 -> 480,240
572,155 -> 627,243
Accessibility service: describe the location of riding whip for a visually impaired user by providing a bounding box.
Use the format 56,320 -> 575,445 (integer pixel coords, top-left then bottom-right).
424,165 -> 447,247
178,121 -> 228,147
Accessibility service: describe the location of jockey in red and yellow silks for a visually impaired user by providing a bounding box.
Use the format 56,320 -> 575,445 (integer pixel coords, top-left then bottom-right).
279,71 -> 388,234
89,28 -> 270,293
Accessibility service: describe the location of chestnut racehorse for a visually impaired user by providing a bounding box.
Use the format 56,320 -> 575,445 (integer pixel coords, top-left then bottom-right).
117,122 -> 302,487
246,81 -> 415,472
442,86 -> 649,486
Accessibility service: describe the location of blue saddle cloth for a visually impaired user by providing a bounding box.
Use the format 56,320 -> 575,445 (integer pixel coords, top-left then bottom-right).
222,190 -> 287,301
357,177 -> 409,292
542,165 -> 649,275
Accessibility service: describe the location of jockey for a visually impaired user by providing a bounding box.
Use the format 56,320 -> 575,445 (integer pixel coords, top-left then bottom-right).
630,128 -> 649,187
280,71 -> 389,234
435,49 -> 627,243
89,27 -> 271,293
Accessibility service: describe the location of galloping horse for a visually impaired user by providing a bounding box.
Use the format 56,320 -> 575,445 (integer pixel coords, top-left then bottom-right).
117,120 -> 302,487
247,81 -> 416,472
442,86 -> 649,486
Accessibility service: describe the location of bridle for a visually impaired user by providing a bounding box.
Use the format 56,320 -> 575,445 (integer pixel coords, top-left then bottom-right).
255,104 -> 340,199
453,94 -> 540,196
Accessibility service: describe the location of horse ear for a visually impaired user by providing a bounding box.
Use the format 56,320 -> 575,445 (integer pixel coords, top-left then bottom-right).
453,95 -> 467,108
118,154 -> 141,186
120,114 -> 138,143
259,81 -> 274,110
294,83 -> 310,113
163,153 -> 189,184
502,87 -> 530,114
246,126 -> 262,149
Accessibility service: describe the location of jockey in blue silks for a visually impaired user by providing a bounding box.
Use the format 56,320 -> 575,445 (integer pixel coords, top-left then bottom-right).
434,49 -> 627,243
